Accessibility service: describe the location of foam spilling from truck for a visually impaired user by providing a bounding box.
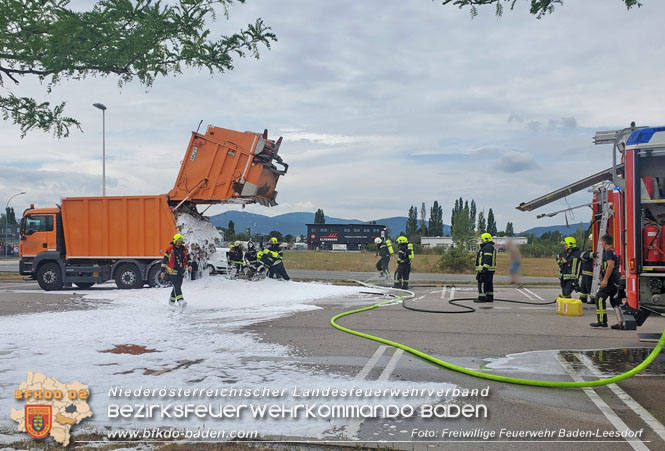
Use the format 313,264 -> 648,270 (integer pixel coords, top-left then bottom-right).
19,126 -> 287,291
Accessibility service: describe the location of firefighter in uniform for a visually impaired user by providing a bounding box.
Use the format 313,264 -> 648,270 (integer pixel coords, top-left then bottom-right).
591,234 -> 622,328
475,233 -> 497,303
579,249 -> 596,304
558,237 -> 581,298
227,241 -> 244,277
160,233 -> 192,305
393,236 -> 413,289
375,237 -> 393,280
244,241 -> 262,278
267,237 -> 290,280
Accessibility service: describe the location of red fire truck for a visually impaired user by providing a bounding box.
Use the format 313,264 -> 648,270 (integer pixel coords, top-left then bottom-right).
518,125 -> 665,327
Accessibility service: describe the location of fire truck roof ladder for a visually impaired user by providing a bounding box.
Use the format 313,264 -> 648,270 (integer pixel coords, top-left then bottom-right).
590,184 -> 613,296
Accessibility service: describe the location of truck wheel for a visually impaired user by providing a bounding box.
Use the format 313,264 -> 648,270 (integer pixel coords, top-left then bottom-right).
115,263 -> 142,289
148,265 -> 170,288
37,262 -> 64,291
207,264 -> 216,275
74,282 -> 95,289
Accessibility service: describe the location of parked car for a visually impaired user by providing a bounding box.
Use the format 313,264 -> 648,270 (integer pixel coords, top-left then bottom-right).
206,247 -> 230,275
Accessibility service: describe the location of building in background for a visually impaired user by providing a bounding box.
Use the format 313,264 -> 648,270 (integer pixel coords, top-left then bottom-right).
307,224 -> 386,251
421,236 -> 528,251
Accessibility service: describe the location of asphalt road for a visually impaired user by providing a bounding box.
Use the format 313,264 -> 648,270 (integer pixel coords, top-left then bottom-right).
1,279 -> 663,450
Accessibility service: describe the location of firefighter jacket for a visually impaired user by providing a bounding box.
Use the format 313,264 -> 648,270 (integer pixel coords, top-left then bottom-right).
396,243 -> 412,265
227,247 -> 244,264
559,247 -> 581,280
377,242 -> 391,258
162,244 -> 189,275
601,247 -> 621,285
245,249 -> 258,264
580,250 -> 595,277
267,243 -> 283,264
475,241 -> 497,273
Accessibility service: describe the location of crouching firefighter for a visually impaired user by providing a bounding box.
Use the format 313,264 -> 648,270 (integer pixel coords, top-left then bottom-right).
558,236 -> 581,298
375,237 -> 393,280
475,233 -> 496,303
393,236 -> 413,289
161,233 -> 192,305
579,249 -> 596,304
267,237 -> 290,280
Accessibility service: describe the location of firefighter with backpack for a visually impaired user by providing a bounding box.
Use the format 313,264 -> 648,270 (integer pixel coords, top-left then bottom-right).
393,236 -> 413,289
375,237 -> 393,280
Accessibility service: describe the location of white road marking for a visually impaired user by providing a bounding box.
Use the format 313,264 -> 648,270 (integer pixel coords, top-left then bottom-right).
522,287 -> 544,300
440,286 -> 447,299
356,345 -> 387,380
557,354 -> 649,451
516,288 -> 534,300
378,349 -> 404,381
449,287 -> 456,300
576,353 -> 665,443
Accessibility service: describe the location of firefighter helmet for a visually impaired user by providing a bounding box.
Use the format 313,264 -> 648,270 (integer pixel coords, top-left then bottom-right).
234,240 -> 241,247
270,237 -> 278,244
564,236 -> 577,248
481,233 -> 492,243
397,236 -> 408,244
374,237 -> 382,244
173,233 -> 185,244
247,241 -> 255,251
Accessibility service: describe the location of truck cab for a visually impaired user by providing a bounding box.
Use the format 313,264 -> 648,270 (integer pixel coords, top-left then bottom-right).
19,207 -> 61,277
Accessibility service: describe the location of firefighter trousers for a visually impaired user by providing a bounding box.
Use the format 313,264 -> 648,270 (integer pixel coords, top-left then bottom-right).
168,274 -> 184,302
595,284 -> 619,325
376,256 -> 390,275
579,275 -> 592,302
477,271 -> 494,301
393,262 -> 411,289
560,278 -> 576,297
269,262 -> 290,281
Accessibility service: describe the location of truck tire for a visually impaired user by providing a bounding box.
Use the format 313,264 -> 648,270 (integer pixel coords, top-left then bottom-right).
74,282 -> 95,289
148,264 -> 170,288
115,263 -> 142,289
37,262 -> 64,291
207,264 -> 216,275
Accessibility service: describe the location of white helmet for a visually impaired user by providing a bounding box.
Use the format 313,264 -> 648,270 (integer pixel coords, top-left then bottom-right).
234,241 -> 241,247
374,237 -> 382,245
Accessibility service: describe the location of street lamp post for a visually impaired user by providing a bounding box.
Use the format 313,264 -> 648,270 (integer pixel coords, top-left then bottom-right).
4,191 -> 26,257
92,103 -> 107,196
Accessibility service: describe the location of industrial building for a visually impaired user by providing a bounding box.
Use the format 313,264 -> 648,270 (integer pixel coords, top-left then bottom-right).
307,224 -> 386,250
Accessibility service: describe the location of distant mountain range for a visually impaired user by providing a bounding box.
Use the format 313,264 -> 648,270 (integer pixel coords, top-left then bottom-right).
209,211 -> 585,237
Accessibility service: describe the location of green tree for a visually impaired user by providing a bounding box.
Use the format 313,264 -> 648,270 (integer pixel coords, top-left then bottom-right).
284,234 -> 294,243
451,205 -> 474,248
470,199 -> 476,231
428,200 -> 444,237
405,206 -> 418,236
477,210 -> 486,234
314,209 -> 325,224
227,220 -> 235,236
419,202 -> 428,237
505,221 -> 514,237
441,0 -> 642,19
0,0 -> 276,137
2,207 -> 16,225
268,230 -> 283,242
487,208 -> 497,236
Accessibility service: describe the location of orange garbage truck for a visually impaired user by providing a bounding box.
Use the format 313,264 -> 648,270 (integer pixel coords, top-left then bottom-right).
19,126 -> 288,290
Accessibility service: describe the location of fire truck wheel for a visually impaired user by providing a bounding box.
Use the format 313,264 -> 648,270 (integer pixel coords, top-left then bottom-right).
115,263 -> 142,289
148,264 -> 170,288
37,262 -> 64,291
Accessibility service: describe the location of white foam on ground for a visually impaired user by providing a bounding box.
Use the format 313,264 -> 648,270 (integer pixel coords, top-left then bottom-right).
0,279 -> 454,442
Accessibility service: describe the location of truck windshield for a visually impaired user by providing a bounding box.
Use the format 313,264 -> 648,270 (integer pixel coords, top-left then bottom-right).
21,215 -> 54,234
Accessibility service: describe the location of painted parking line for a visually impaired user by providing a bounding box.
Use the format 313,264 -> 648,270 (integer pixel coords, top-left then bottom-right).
522,287 -> 544,300
356,345 -> 387,380
378,349 -> 404,381
557,354 -> 649,451
576,353 -> 665,443
517,288 -> 535,300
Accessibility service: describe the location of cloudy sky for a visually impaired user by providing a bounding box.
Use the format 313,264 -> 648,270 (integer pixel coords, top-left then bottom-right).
2,0 -> 665,232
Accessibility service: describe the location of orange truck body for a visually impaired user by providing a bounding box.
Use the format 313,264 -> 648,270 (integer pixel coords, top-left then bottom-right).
61,195 -> 176,258
169,126 -> 287,207
19,125 -> 287,290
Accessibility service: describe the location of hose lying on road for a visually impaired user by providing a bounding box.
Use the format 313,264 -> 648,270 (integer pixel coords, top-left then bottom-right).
330,281 -> 664,388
